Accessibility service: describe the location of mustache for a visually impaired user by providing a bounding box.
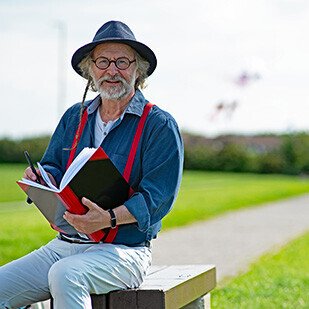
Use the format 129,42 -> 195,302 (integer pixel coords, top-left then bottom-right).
97,75 -> 126,85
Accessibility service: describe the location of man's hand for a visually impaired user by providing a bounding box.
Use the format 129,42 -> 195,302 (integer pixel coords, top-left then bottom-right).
23,167 -> 57,186
63,197 -> 110,234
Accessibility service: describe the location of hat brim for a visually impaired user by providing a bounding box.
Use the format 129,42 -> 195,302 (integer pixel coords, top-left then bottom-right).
71,38 -> 157,77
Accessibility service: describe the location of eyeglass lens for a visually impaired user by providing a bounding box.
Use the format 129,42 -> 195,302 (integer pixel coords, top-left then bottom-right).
94,57 -> 133,70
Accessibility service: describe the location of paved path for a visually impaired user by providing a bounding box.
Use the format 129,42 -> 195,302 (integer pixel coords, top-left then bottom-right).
151,194 -> 309,282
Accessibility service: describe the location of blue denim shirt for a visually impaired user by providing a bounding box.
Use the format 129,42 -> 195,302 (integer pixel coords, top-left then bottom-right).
40,90 -> 184,246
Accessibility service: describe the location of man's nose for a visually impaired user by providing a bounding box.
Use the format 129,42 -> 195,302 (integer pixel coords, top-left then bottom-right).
105,61 -> 119,75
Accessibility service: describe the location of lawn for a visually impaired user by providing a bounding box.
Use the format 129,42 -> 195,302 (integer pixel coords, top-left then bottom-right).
0,201 -> 56,265
0,165 -> 309,264
163,170 -> 309,228
212,232 -> 309,308
0,163 -> 27,202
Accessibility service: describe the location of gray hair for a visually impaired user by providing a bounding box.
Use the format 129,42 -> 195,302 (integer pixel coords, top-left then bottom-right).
78,49 -> 150,92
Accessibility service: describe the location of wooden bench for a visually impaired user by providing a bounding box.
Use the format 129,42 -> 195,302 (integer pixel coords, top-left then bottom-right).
35,265 -> 216,309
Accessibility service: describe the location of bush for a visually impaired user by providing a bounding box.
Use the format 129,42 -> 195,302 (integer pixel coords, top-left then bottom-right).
280,134 -> 309,174
0,136 -> 50,163
183,132 -> 309,175
256,151 -> 285,174
184,146 -> 216,170
184,143 -> 251,173
2,132 -> 309,175
214,143 -> 250,172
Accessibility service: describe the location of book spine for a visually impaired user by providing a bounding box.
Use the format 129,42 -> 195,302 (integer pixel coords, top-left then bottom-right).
59,186 -> 87,214
57,186 -> 105,242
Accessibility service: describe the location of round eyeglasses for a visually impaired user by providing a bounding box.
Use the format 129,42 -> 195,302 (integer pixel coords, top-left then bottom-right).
92,57 -> 136,70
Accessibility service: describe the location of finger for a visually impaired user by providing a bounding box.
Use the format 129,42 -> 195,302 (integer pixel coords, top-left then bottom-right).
23,167 -> 30,179
63,211 -> 88,233
82,197 -> 99,210
63,211 -> 76,220
23,167 -> 31,179
34,170 -> 47,185
63,211 -> 77,225
63,211 -> 70,222
24,167 -> 37,181
46,172 -> 57,186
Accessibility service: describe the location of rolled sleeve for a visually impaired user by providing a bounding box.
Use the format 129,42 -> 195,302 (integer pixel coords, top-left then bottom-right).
124,115 -> 184,232
124,193 -> 150,233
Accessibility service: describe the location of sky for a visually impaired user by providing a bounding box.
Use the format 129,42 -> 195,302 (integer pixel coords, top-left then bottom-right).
1,0 -> 309,138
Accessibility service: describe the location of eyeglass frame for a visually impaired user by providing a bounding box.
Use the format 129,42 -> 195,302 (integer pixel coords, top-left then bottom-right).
91,56 -> 136,70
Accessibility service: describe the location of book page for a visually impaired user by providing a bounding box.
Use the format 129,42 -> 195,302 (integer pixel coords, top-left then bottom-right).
59,147 -> 97,190
18,178 -> 59,192
37,162 -> 58,191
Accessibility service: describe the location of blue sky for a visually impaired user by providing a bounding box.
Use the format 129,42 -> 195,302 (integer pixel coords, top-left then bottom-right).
1,0 -> 309,138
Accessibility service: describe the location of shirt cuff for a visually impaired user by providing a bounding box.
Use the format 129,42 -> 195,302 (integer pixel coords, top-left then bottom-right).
124,192 -> 150,233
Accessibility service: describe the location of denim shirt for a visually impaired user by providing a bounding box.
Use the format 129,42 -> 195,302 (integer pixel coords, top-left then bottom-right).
40,90 -> 184,246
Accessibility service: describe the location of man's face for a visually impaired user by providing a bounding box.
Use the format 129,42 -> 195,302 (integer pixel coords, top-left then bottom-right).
90,42 -> 139,100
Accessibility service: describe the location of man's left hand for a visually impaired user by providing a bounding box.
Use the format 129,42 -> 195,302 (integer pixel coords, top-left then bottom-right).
63,197 -> 110,234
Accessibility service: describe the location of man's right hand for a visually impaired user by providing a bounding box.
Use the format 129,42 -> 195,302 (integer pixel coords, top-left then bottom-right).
23,167 -> 57,186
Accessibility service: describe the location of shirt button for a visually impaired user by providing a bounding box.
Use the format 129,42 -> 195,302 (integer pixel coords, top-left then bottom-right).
104,132 -> 107,136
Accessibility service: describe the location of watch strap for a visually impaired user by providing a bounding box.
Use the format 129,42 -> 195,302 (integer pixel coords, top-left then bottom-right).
108,209 -> 117,229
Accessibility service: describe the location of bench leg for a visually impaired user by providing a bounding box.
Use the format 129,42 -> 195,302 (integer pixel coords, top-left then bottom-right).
34,294 -> 211,309
181,294 -> 211,309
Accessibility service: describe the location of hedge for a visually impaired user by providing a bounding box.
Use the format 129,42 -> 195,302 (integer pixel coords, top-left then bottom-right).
0,136 -> 50,164
1,133 -> 309,175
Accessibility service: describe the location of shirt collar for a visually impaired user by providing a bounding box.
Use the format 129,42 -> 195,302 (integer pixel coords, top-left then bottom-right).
86,89 -> 147,117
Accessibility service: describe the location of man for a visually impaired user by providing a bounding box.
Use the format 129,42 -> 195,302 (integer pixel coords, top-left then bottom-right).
0,21 -> 183,309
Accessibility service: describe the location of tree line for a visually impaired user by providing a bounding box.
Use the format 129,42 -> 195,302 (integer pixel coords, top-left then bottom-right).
0,132 -> 309,175
184,132 -> 309,175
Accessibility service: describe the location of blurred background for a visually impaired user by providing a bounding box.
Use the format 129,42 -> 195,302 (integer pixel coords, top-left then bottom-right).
1,0 -> 309,175
1,0 -> 309,139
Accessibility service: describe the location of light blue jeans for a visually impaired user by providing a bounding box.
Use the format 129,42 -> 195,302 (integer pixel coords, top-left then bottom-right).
0,238 -> 152,309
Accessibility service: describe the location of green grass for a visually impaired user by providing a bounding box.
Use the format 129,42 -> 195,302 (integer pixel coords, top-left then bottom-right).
0,163 -> 28,202
212,232 -> 309,308
0,201 -> 57,265
163,171 -> 309,229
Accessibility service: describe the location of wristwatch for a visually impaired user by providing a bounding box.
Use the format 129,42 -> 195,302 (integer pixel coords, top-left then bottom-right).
108,209 -> 117,229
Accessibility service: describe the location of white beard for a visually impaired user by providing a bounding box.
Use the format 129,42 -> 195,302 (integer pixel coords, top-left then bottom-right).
94,75 -> 135,100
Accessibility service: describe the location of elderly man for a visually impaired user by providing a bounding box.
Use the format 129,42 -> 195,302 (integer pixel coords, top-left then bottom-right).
0,21 -> 183,309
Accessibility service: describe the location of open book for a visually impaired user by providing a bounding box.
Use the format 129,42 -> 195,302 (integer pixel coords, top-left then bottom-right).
17,147 -> 131,242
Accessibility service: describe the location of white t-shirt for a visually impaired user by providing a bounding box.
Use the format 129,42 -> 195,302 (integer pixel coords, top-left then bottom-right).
94,109 -> 119,147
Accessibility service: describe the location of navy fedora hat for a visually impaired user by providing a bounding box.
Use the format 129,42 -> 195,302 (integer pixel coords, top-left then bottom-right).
71,20 -> 157,77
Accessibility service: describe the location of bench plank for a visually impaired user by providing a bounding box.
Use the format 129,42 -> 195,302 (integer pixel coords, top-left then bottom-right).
109,265 -> 216,309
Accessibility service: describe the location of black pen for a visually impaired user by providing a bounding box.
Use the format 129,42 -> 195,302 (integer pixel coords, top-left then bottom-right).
24,151 -> 41,204
24,151 -> 41,184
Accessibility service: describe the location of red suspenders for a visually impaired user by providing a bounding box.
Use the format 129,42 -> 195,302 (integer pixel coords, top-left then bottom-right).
66,102 -> 154,243
66,110 -> 89,170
